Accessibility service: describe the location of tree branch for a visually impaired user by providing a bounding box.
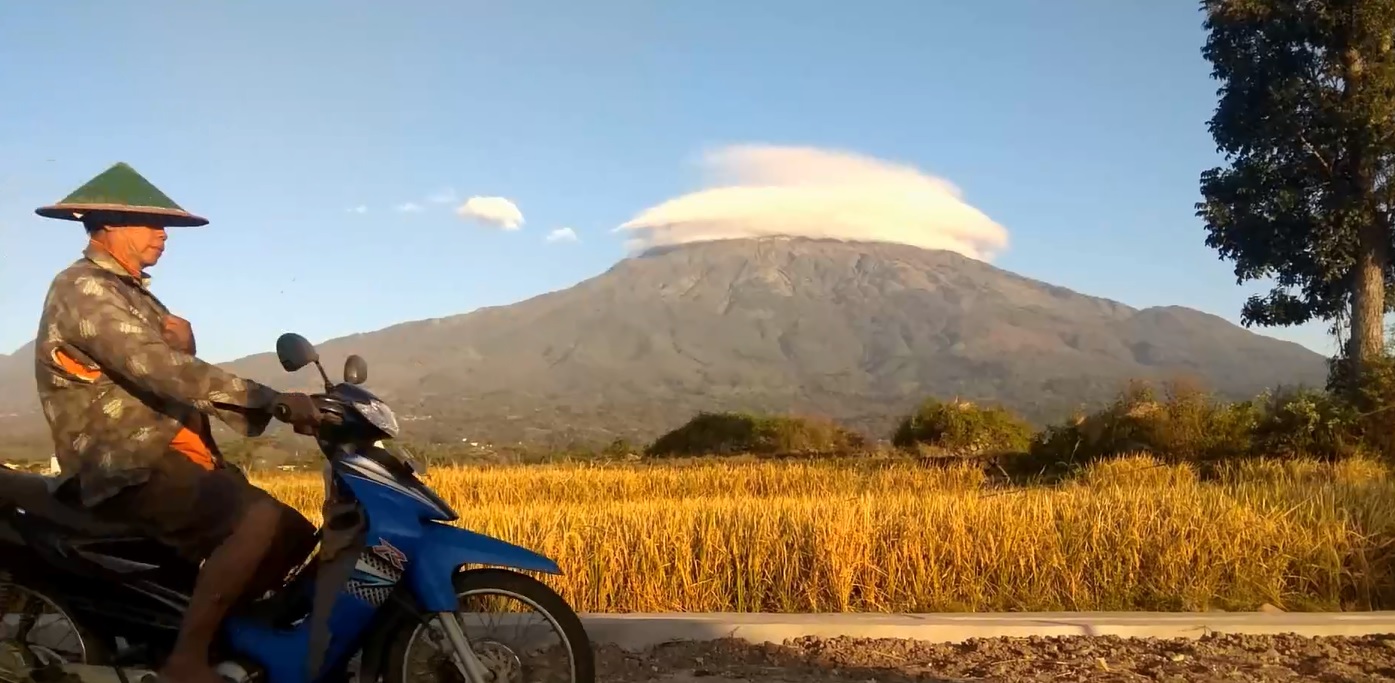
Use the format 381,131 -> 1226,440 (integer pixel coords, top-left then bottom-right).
1299,132 -> 1336,176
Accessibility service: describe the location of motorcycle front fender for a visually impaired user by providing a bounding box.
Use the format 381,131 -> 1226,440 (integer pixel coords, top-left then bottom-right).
407,521 -> 562,612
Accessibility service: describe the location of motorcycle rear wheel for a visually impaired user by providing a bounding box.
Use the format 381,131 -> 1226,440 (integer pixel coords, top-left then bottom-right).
384,567 -> 594,683
0,574 -> 108,681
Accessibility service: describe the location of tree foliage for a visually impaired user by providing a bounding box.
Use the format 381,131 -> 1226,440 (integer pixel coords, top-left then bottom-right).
891,398 -> 1033,457
1197,0 -> 1395,370
645,412 -> 865,457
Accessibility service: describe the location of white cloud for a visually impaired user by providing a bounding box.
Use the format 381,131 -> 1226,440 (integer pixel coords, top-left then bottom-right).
457,196 -> 524,230
546,227 -> 579,243
615,144 -> 1010,261
347,205 -> 368,214
427,188 -> 457,204
396,202 -> 424,213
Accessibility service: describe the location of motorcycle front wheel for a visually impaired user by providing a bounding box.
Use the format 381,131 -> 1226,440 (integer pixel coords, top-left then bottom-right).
384,567 -> 595,683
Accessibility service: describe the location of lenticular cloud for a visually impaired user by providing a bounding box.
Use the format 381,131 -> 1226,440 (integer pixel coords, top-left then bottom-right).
616,145 -> 1010,261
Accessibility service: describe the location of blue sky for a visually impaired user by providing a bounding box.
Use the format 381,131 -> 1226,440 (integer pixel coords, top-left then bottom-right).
0,1 -> 1335,361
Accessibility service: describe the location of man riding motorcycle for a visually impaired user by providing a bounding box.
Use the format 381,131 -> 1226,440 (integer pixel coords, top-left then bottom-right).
31,162 -> 321,683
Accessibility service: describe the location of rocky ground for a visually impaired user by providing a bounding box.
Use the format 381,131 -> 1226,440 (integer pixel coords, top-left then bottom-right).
595,633 -> 1395,682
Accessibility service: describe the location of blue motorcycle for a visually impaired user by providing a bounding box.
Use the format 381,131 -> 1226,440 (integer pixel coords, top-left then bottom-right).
0,332 -> 595,683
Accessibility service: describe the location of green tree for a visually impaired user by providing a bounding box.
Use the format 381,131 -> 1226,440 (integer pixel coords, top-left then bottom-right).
891,398 -> 1033,457
1196,0 -> 1395,380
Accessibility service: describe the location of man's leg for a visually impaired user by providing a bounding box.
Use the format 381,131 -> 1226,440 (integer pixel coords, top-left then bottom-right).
95,455 -> 313,683
159,497 -> 283,683
240,496 -> 320,603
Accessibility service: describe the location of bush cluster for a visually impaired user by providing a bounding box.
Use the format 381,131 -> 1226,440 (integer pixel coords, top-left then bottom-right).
645,411 -> 865,457
1030,379 -> 1260,464
891,398 -> 1032,457
1021,377 -> 1390,465
1327,353 -> 1395,460
647,368 -> 1395,466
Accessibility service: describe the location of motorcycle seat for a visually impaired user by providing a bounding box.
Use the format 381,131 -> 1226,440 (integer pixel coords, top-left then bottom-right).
0,467 -> 144,537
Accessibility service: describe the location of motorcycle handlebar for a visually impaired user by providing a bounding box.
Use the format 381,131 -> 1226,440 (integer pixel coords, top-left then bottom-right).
272,394 -> 342,427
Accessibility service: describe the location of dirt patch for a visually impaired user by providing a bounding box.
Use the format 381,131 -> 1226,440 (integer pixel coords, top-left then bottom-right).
596,633 -> 1395,681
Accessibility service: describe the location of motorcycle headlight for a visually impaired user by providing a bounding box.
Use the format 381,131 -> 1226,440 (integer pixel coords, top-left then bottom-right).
354,399 -> 400,437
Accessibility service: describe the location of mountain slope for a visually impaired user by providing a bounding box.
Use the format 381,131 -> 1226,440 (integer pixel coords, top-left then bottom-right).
0,343 -> 30,397
0,238 -> 1329,450
0,342 -> 51,457
223,238 -> 1329,444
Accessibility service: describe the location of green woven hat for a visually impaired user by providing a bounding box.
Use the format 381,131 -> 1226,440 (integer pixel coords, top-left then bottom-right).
35,162 -> 208,227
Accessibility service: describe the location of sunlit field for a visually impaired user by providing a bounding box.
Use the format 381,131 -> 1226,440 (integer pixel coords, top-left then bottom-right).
251,455 -> 1395,613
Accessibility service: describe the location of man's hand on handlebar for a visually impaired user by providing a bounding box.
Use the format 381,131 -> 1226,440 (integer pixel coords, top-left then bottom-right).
272,392 -> 321,433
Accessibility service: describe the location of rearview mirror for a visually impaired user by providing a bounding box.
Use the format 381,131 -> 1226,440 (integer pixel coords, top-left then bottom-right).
344,355 -> 368,385
275,333 -> 319,372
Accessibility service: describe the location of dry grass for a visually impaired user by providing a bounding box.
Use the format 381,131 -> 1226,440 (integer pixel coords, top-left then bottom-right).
249,454 -> 1395,613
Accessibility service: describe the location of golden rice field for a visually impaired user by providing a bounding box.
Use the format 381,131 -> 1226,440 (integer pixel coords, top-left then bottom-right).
251,455 -> 1395,614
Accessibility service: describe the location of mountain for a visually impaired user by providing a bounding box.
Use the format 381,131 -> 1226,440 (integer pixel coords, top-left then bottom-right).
0,238 -> 1329,451
0,343 -> 29,391
0,342 -> 51,457
0,343 -> 33,413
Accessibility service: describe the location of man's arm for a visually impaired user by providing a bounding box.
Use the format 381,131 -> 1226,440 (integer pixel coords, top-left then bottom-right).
53,272 -> 279,433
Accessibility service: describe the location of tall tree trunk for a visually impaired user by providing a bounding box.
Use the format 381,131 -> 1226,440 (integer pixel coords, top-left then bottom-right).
1341,32 -> 1386,372
1348,226 -> 1387,366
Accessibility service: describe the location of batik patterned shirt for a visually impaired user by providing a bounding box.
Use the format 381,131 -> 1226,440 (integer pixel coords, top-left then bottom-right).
34,244 -> 279,506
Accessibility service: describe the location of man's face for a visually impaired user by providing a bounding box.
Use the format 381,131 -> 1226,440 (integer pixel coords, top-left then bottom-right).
103,224 -> 168,269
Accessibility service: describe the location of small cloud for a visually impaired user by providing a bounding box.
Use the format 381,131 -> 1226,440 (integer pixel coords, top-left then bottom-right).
427,188 -> 457,204
545,227 -> 579,243
347,205 -> 368,214
457,196 -> 524,230
396,202 -> 424,213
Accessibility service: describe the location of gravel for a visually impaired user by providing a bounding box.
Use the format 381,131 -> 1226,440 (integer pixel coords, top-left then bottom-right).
595,633 -> 1395,682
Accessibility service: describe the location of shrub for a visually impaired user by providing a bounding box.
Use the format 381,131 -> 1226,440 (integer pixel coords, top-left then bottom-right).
892,398 -> 1032,457
646,412 -> 864,457
1327,352 -> 1395,460
1250,387 -> 1361,461
1136,380 -> 1259,462
1030,379 -> 1258,464
603,437 -> 638,458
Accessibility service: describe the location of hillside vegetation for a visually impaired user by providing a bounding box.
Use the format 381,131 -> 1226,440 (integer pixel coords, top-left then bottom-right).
190,362 -> 1393,477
